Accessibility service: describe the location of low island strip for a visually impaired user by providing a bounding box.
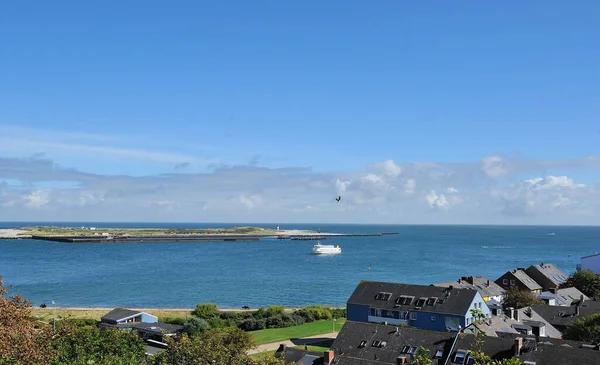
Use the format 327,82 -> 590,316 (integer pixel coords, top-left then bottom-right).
0,226 -> 398,243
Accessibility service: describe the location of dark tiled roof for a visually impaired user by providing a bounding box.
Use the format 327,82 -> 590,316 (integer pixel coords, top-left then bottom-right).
275,348 -> 321,364
511,270 -> 543,291
526,263 -> 569,287
334,321 -> 600,365
99,321 -> 184,335
348,281 -> 478,316
520,342 -> 600,365
100,308 -> 142,323
433,276 -> 506,299
330,321 -> 517,365
531,301 -> 600,329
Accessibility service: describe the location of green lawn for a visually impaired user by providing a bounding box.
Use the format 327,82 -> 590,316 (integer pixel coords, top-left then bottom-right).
252,318 -> 345,345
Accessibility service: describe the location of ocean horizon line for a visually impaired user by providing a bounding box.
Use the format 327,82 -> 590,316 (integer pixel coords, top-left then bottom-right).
1,221 -> 599,228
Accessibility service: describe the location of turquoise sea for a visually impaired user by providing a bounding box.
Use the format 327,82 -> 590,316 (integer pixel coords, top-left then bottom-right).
0,222 -> 598,308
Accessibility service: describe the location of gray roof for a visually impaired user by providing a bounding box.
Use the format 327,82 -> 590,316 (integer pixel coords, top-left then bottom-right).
520,342 -> 600,365
433,276 -> 506,299
526,263 -> 569,286
100,308 -> 142,323
100,321 -> 184,335
517,307 -> 563,339
348,281 -> 478,317
531,301 -> 600,330
507,269 -> 543,291
275,348 -> 322,364
333,321 -> 600,365
556,287 -> 589,305
331,321 -> 518,365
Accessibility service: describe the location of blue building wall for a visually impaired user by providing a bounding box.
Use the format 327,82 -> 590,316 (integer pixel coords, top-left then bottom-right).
410,311 -> 464,332
347,303 -> 369,322
141,312 -> 158,323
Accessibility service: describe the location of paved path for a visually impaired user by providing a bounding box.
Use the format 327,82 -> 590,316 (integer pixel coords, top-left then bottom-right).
248,331 -> 338,355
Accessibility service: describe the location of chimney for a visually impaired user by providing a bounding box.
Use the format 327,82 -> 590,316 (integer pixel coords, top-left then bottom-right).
507,307 -> 515,320
575,306 -> 580,316
514,337 -> 523,356
324,350 -> 334,364
467,276 -> 474,285
277,344 -> 286,353
487,279 -> 490,286
396,356 -> 408,364
514,310 -> 520,322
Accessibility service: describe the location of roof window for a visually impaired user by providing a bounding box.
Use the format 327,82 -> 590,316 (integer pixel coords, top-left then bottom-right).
375,292 -> 392,301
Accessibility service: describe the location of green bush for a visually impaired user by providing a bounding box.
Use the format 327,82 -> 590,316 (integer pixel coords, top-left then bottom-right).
207,317 -> 226,329
193,303 -> 219,319
184,317 -> 211,337
265,305 -> 285,317
302,305 -> 332,320
160,317 -> 187,326
331,308 -> 347,319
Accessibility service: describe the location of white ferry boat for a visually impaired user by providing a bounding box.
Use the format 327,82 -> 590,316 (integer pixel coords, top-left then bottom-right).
312,241 -> 341,255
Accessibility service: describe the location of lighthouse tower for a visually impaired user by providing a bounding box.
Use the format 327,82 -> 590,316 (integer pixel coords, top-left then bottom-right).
276,224 -> 280,231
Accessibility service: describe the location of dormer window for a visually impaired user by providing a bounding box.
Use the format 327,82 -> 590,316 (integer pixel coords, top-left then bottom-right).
395,296 -> 414,305
415,297 -> 427,307
435,349 -> 444,358
426,297 -> 438,306
372,340 -> 381,347
375,292 -> 392,301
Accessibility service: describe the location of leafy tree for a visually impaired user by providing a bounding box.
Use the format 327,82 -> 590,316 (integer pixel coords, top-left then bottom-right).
564,312 -> 600,343
0,276 -> 56,365
565,270 -> 600,299
502,287 -> 543,310
192,303 -> 220,320
150,327 -> 258,365
468,309 -> 523,365
52,323 -> 146,365
413,346 -> 432,365
184,316 -> 211,337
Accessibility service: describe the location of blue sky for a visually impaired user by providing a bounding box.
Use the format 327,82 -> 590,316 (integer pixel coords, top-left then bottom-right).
0,1 -> 599,223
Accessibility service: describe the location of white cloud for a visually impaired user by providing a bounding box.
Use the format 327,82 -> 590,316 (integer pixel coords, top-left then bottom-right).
481,155 -> 507,178
1,154 -> 599,224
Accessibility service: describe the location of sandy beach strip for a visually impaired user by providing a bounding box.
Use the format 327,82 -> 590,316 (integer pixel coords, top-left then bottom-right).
0,228 -> 32,239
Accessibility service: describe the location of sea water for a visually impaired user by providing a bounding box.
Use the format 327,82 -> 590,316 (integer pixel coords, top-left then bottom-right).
0,222 -> 598,308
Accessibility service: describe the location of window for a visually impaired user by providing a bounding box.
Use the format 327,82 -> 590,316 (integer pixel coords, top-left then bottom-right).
395,296 -> 414,306
409,312 -> 417,320
431,316 -> 436,322
415,297 -> 427,307
372,340 -> 381,347
426,297 -> 438,306
510,280 -> 516,286
435,349 -> 444,358
369,308 -> 376,316
408,346 -> 418,355
454,350 -> 467,364
401,346 -> 410,353
503,279 -> 508,285
359,340 -> 367,348
375,292 -> 392,301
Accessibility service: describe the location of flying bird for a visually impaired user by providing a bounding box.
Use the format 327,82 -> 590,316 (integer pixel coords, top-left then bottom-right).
335,196 -> 341,203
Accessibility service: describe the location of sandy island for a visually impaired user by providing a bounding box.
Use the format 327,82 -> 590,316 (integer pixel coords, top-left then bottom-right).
0,229 -> 32,239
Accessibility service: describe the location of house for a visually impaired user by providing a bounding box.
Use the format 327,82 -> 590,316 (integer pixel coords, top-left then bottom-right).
495,269 -> 542,294
347,281 -> 490,332
467,306 -> 562,339
326,320 -> 600,365
537,287 -> 589,307
99,308 -> 184,351
433,276 -> 506,303
274,345 -> 322,364
531,301 -> 600,334
525,263 -> 569,292
100,308 -> 158,325
580,253 -> 600,274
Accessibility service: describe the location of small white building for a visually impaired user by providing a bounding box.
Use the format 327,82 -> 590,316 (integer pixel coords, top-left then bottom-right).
580,253 -> 600,274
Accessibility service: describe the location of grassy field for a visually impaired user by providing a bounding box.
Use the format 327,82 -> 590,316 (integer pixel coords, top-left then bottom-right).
22,225 -> 277,236
252,318 -> 346,345
31,308 -> 193,322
